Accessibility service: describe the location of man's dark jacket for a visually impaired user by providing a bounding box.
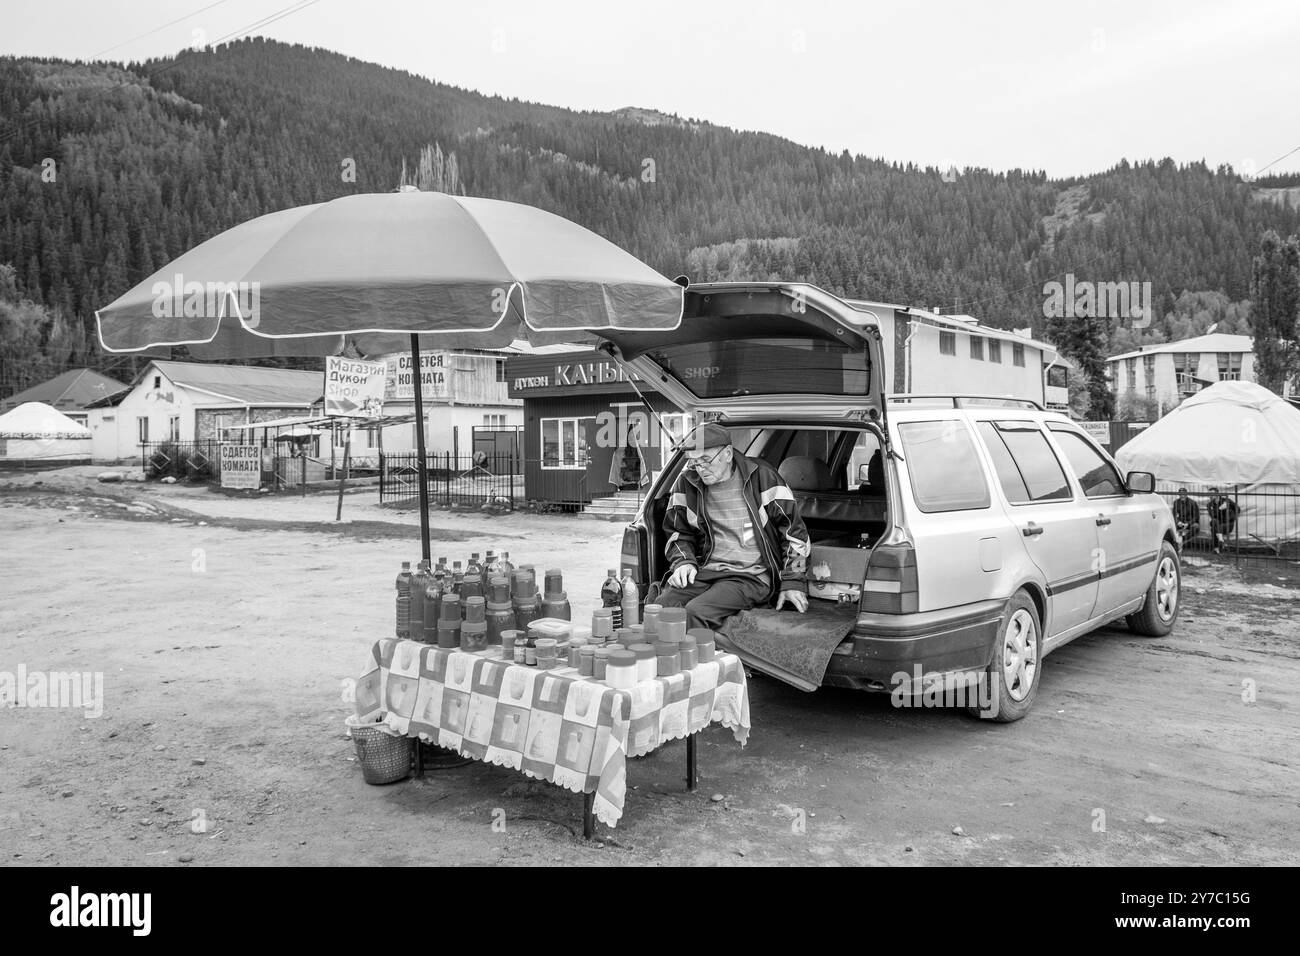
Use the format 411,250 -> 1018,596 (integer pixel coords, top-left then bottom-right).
663,451 -> 811,601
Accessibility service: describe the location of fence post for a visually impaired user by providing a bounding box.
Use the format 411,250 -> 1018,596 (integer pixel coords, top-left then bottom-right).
1233,484 -> 1240,567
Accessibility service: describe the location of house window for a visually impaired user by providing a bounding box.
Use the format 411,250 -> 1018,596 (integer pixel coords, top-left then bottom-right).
1127,357 -> 1138,389
1143,354 -> 1155,385
1175,353 -> 1199,394
496,359 -> 508,383
215,414 -> 234,441
153,375 -> 161,389
541,417 -> 588,469
969,336 -> 984,360
1146,385 -> 1156,401
483,413 -> 506,429
1013,343 -> 1025,367
988,339 -> 1002,363
168,416 -> 180,441
137,417 -> 149,444
939,331 -> 956,356
1218,353 -> 1241,381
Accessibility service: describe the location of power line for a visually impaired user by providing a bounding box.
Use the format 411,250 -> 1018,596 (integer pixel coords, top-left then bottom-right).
87,0 -> 232,60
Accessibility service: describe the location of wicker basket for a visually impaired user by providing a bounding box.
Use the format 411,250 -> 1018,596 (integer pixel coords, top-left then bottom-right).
346,715 -> 413,785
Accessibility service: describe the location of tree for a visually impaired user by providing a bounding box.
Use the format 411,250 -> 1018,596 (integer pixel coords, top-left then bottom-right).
1249,231 -> 1300,395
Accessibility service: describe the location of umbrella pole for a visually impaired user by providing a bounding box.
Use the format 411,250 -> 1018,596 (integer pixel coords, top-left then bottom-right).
410,334 -> 432,563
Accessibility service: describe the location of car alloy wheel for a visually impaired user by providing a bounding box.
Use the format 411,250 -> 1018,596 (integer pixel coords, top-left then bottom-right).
1002,608 -> 1039,703
1155,555 -> 1178,623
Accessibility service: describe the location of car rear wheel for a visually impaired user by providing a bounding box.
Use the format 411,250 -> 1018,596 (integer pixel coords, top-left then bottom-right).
1126,540 -> 1180,637
967,589 -> 1041,723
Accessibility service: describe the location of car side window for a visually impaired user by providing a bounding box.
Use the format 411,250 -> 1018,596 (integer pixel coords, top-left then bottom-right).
1049,428 -> 1125,498
978,421 -> 1072,503
896,420 -> 991,513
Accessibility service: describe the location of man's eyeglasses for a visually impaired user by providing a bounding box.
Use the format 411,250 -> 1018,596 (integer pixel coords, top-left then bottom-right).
685,446 -> 728,471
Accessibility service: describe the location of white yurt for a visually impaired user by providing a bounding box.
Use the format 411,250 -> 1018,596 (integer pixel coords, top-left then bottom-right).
0,401 -> 93,463
1115,381 -> 1300,545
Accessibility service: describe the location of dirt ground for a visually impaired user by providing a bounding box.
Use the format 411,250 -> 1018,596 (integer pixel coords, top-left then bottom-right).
2,466 -> 1298,866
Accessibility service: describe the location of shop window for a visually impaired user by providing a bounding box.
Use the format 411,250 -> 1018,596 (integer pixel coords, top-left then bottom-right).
939,331 -> 956,356
541,417 -> 588,469
483,413 -> 506,428
659,413 -> 694,449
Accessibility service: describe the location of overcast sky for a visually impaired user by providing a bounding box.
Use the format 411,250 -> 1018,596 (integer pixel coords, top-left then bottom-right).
4,0 -> 1297,178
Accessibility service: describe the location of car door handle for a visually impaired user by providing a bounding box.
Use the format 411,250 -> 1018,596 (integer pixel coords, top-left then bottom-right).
1096,516 -> 1112,526
1022,524 -> 1044,537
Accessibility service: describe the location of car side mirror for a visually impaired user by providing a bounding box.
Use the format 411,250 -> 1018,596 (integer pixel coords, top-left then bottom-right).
857,464 -> 871,483
1127,471 -> 1155,494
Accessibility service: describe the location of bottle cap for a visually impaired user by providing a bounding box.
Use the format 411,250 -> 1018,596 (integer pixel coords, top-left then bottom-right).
629,643 -> 656,661
607,649 -> 636,667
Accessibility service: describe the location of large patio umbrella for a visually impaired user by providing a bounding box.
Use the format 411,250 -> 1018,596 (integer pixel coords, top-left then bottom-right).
96,190 -> 684,558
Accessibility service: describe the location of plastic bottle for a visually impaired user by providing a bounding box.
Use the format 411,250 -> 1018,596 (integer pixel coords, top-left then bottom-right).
395,561 -> 412,639
600,569 -> 623,629
467,552 -> 482,577
422,573 -> 443,645
541,568 -> 571,620
461,596 -> 488,651
497,551 -> 515,579
436,594 -> 462,649
483,550 -> 498,577
451,560 -> 464,596
591,607 -> 614,644
409,560 -> 431,640
620,568 -> 640,627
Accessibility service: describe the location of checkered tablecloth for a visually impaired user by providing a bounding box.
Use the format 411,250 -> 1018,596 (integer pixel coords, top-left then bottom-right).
353,639 -> 751,828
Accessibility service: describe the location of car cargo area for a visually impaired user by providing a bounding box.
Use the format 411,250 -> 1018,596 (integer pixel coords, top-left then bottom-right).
639,423 -> 890,688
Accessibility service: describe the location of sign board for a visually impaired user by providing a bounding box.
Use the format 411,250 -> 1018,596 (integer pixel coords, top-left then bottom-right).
1080,421 -> 1110,445
219,444 -> 261,489
325,357 -> 386,417
386,351 -> 450,401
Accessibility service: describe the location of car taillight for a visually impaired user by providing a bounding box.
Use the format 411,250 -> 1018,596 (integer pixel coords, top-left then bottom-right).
621,526 -> 647,587
861,540 -> 918,613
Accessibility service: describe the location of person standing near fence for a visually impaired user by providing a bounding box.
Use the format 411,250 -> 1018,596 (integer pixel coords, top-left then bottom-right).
1207,487 -> 1238,554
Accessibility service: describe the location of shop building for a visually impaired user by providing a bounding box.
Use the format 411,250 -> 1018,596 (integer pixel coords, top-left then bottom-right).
506,349 -> 693,506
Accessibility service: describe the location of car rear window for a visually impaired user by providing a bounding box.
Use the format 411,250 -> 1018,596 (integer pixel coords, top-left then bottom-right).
645,337 -> 870,399
897,420 -> 991,513
979,421 -> 1071,503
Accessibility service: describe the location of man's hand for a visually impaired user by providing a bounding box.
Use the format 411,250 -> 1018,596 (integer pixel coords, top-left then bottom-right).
669,564 -> 697,588
776,589 -> 808,613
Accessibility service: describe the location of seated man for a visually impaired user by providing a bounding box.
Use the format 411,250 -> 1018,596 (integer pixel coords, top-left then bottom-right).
1207,487 -> 1238,554
1172,488 -> 1200,541
656,423 -> 810,631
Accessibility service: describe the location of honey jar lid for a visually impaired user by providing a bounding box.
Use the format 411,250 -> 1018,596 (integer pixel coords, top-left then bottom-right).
628,642 -> 656,660
607,649 -> 636,666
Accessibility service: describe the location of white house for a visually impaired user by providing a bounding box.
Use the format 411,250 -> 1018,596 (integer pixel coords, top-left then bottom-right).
1104,333 -> 1287,414
846,300 -> 1068,409
84,361 -> 323,462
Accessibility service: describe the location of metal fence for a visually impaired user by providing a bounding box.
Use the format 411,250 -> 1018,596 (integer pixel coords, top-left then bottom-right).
380,451 -> 523,508
140,440 -> 224,481
1158,482 -> 1300,564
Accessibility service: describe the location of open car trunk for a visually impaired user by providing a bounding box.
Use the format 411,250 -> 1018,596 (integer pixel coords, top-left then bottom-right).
604,283 -> 894,692
640,418 -> 892,691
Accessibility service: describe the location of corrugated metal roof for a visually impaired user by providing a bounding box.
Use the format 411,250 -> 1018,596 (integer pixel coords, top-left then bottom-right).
1,368 -> 126,413
149,360 -> 323,406
1108,333 -> 1253,362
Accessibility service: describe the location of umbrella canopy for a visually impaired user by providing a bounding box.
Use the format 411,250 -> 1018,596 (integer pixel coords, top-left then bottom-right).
94,191 -> 684,558
96,190 -> 683,359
